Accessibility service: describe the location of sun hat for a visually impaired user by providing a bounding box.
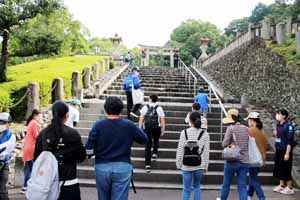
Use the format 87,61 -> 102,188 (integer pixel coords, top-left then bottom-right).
0,113 -> 12,123
245,112 -> 260,120
223,109 -> 239,124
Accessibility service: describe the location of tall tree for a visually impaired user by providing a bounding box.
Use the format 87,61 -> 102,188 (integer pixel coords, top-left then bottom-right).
0,0 -> 61,82
249,3 -> 271,23
225,17 -> 249,36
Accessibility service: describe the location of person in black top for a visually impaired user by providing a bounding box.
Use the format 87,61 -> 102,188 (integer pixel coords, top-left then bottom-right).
34,101 -> 86,200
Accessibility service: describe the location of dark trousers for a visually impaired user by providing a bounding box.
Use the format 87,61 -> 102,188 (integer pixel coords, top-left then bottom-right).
126,91 -> 141,119
59,183 -> 81,200
145,128 -> 161,166
23,160 -> 33,187
0,166 -> 9,200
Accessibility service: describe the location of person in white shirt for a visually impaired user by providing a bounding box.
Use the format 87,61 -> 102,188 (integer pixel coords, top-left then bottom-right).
185,103 -> 208,130
65,99 -> 81,128
139,95 -> 165,172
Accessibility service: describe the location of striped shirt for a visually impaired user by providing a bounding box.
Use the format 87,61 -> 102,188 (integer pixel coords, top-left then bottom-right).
222,124 -> 249,163
176,127 -> 210,171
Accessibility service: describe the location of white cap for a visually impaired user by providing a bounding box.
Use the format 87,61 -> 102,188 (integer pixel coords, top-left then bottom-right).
245,112 -> 260,120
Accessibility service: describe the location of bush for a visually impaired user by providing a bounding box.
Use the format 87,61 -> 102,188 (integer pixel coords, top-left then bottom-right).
109,61 -> 116,69
0,55 -> 106,121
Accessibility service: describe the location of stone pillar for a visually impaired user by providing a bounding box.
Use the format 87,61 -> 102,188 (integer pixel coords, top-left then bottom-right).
276,23 -> 287,45
193,58 -> 197,67
101,60 -> 105,74
241,93 -> 249,108
248,23 -> 255,39
93,63 -> 99,80
26,82 -> 40,119
261,17 -> 272,40
95,83 -> 100,98
170,50 -> 174,68
106,58 -> 110,70
78,88 -> 83,102
71,71 -> 80,98
236,31 -> 242,37
82,67 -> 91,89
286,16 -> 293,38
296,31 -> 300,54
51,78 -> 64,103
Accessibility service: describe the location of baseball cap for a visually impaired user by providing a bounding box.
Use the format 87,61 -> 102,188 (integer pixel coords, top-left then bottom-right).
245,112 -> 260,120
71,99 -> 81,105
0,113 -> 12,122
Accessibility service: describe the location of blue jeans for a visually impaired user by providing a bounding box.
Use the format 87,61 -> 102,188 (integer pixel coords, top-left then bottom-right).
220,162 -> 249,200
95,162 -> 132,200
181,169 -> 204,200
248,167 -> 265,200
23,161 -> 33,187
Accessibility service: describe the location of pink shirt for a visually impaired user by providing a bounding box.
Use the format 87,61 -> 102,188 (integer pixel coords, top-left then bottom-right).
23,120 -> 41,162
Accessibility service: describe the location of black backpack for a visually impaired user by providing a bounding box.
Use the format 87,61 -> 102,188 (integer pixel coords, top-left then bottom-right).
144,105 -> 160,131
183,129 -> 205,166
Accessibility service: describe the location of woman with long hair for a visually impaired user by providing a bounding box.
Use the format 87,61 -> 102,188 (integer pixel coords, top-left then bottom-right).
176,111 -> 210,200
21,109 -> 41,194
34,101 -> 86,200
246,112 -> 268,200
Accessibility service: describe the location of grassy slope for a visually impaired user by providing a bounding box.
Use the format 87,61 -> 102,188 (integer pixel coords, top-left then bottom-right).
0,56 -> 103,110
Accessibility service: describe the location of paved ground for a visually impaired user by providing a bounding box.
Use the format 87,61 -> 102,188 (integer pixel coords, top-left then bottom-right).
9,187 -> 300,200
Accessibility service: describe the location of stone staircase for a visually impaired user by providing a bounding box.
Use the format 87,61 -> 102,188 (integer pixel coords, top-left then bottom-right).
76,66 -> 275,189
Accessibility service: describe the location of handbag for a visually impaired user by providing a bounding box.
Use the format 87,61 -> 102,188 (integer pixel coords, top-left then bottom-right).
248,134 -> 263,167
222,126 -> 241,161
132,85 -> 144,105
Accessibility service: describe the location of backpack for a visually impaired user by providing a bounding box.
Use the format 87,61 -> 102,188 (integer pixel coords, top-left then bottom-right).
27,136 -> 65,200
26,151 -> 60,200
183,129 -> 205,166
144,105 -> 160,131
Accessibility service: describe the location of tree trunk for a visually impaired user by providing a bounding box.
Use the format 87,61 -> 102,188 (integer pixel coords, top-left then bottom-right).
0,30 -> 9,82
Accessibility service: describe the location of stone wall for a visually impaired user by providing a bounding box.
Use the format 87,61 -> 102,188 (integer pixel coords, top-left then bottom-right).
201,38 -> 300,119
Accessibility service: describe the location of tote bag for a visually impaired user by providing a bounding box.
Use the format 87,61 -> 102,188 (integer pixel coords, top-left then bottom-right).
222,126 -> 241,161
132,85 -> 144,105
248,136 -> 263,167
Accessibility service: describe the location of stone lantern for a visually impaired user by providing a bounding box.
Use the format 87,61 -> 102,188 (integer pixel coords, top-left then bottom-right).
110,33 -> 122,60
199,38 -> 210,61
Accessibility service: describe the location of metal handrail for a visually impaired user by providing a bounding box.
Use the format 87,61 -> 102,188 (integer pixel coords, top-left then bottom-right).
178,58 -> 197,95
191,65 -> 228,139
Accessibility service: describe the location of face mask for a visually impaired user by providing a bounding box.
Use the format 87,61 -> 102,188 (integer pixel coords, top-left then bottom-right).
0,125 -> 7,132
275,114 -> 282,121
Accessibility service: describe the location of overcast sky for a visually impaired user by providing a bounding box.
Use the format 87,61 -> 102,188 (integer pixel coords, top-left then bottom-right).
64,0 -> 275,48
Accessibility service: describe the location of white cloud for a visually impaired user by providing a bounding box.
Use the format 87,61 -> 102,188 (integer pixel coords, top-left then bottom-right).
64,0 -> 275,48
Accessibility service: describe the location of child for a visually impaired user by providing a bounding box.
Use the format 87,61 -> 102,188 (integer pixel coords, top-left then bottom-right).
185,103 -> 208,130
194,87 -> 209,118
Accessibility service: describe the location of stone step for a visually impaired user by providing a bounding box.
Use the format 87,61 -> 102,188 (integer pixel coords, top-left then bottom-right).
130,147 -> 275,161
77,166 -> 276,185
104,90 -> 196,98
79,114 -> 222,125
111,82 -> 209,89
107,86 -> 203,93
80,157 -> 274,172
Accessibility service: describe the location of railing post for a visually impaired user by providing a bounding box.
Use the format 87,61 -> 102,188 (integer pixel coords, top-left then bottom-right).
51,78 -> 64,103
71,71 -> 80,99
220,109 -> 223,141
209,86 -> 212,113
26,82 -> 40,119
188,74 -> 191,90
82,67 -> 91,89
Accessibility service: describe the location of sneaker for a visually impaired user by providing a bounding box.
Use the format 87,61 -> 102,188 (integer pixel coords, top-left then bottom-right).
248,196 -> 252,200
273,185 -> 285,193
145,165 -> 151,173
280,187 -> 295,195
216,198 -> 221,200
152,154 -> 158,160
130,112 -> 139,118
20,187 -> 27,194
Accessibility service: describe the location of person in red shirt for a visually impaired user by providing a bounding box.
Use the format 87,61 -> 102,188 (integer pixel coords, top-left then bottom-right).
21,109 -> 41,194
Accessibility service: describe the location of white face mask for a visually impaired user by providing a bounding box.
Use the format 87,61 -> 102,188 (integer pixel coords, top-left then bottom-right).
275,114 -> 282,121
0,125 -> 7,132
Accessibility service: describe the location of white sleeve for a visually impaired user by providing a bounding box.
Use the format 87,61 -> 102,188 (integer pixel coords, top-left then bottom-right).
74,110 -> 80,122
140,106 -> 147,116
185,113 -> 190,124
157,107 -> 165,118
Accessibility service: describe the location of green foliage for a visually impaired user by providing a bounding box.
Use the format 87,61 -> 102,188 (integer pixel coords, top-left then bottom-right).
170,19 -> 230,65
0,88 -> 11,113
131,48 -> 141,66
109,61 -> 116,69
9,8 -> 90,58
266,39 -> 300,66
0,56 -> 104,120
225,17 -> 249,36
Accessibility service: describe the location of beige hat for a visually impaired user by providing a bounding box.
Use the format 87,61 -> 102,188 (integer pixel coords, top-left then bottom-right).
223,109 -> 239,124
245,112 -> 260,120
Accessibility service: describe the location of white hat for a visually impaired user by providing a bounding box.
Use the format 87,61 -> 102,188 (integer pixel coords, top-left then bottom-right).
0,113 -> 12,122
245,112 -> 260,120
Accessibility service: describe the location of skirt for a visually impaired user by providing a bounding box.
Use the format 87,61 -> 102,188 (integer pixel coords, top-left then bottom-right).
273,148 -> 293,181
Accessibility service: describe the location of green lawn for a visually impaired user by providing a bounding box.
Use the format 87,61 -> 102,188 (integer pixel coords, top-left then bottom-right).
0,56 -> 104,118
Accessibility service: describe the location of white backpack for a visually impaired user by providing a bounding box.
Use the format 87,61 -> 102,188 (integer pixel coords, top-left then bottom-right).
26,151 -> 60,200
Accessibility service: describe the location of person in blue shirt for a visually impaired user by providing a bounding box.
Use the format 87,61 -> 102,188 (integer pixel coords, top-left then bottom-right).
0,113 -> 16,200
194,87 -> 209,118
272,109 -> 296,195
85,97 -> 148,200
123,66 -> 142,120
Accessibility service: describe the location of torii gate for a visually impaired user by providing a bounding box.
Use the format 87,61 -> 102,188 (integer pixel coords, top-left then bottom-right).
139,44 -> 179,67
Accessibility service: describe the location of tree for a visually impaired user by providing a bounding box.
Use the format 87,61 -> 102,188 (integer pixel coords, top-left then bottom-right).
0,0 -> 61,82
225,17 -> 249,36
170,19 -> 230,65
249,3 -> 271,23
